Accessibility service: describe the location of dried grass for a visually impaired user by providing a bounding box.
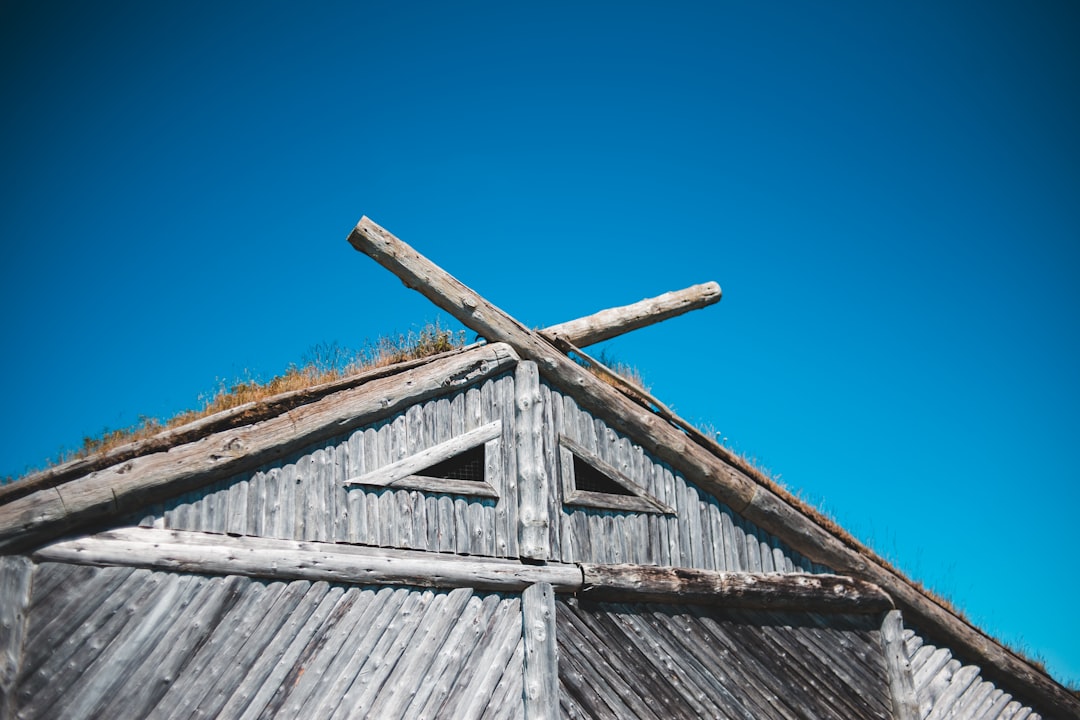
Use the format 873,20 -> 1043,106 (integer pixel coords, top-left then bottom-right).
52,321 -> 465,470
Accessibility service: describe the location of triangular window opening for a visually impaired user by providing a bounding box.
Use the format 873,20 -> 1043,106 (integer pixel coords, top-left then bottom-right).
572,455 -> 634,496
420,445 -> 486,483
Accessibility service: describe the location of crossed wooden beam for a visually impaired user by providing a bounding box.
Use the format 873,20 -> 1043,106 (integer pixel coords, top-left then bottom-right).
347,216 -> 1079,720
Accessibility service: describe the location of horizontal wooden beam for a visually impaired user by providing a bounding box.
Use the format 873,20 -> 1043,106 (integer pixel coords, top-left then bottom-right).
0,343 -> 520,554
579,563 -> 893,614
34,528 -> 584,593
34,528 -> 891,615
541,282 -> 721,348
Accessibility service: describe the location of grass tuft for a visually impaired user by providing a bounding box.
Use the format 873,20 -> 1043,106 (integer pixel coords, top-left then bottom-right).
51,320 -> 466,470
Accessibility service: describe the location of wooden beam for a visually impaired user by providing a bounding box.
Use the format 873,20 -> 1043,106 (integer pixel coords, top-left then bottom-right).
0,343 -> 520,554
521,582 -> 559,720
580,564 -> 893,613
541,282 -> 721,348
346,217 -> 1080,719
33,528 -> 583,593
0,556 -> 32,720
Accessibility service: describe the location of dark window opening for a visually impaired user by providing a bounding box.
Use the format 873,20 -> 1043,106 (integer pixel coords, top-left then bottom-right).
572,455 -> 634,496
420,445 -> 486,483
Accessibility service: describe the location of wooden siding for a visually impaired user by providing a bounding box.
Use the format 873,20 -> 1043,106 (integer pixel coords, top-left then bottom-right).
147,373 -> 519,557
14,562 -> 523,720
556,598 -> 893,720
903,629 -> 1043,720
546,384 -> 823,573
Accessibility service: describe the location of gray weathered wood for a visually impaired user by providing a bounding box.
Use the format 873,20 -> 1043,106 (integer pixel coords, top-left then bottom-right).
580,564 -> 893,613
558,434 -> 673,514
0,343 -> 519,554
33,527 -> 581,592
880,609 -> 920,720
347,217 -> 1077,720
522,582 -> 559,720
541,281 -> 721,348
0,555 -> 33,720
515,361 -> 550,561
346,420 -> 501,497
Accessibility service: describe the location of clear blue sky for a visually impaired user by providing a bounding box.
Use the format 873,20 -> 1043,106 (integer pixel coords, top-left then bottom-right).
3,0 -> 1078,688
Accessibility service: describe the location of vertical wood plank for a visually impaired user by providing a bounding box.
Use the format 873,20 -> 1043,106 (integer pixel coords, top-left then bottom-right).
515,361 -> 550,561
0,555 -> 33,720
521,582 -> 558,720
881,610 -> 923,720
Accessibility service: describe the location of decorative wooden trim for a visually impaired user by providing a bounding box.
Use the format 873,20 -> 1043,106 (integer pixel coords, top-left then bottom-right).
347,217 -> 1079,718
880,610 -> 920,720
0,344 -> 520,554
345,420 -> 501,497
558,435 -> 673,514
516,362 -> 550,561
521,582 -> 559,720
33,528 -> 582,593
541,281 -> 721,348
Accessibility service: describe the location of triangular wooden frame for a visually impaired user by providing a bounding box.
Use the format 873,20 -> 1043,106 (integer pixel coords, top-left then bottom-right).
345,420 -> 501,497
557,434 -> 673,514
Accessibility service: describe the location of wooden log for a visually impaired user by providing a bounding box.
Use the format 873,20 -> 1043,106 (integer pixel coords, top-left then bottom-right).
880,609 -> 920,720
0,344 -> 520,554
32,527 -> 582,593
579,564 -> 893,613
0,556 -> 33,720
345,215 -> 1079,720
541,281 -> 721,348
521,582 -> 559,720
515,361 -> 550,561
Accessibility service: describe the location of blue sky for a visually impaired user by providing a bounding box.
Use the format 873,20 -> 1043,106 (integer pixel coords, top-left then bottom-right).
3,1 -> 1078,687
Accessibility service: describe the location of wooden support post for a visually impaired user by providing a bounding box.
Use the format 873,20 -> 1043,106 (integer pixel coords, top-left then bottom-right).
880,610 -> 920,720
515,361 -> 550,561
0,556 -> 33,720
521,581 -> 559,720
541,281 -> 721,347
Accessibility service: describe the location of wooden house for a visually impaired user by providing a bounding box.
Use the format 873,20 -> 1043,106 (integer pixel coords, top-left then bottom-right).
1,218 -> 1076,719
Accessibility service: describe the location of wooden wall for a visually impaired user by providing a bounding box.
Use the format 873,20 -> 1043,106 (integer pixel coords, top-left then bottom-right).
146,372 -> 520,558
903,628 -> 1042,720
556,598 -> 893,719
121,370 -> 824,576
13,562 -> 524,720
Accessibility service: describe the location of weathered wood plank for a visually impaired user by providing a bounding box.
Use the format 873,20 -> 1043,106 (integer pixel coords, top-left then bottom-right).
522,582 -> 558,720
33,527 -> 582,592
0,555 -> 33,720
880,609 -> 920,720
515,361 -> 550,560
580,564 -> 893,613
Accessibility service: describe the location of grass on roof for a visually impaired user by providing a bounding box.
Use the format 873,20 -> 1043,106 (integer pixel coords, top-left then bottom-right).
16,321 -> 467,479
